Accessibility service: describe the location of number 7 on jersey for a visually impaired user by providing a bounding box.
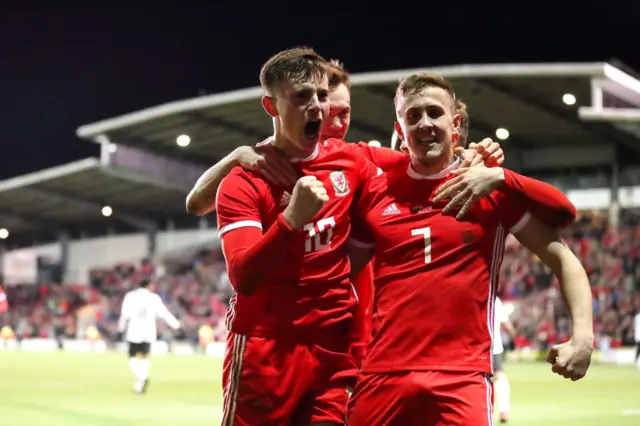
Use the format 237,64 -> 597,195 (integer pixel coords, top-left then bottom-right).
411,227 -> 432,263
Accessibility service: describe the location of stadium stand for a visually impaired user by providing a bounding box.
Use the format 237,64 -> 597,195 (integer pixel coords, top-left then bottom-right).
2,62 -> 640,361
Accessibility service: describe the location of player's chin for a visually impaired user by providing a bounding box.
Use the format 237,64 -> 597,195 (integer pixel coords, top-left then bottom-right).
412,143 -> 438,158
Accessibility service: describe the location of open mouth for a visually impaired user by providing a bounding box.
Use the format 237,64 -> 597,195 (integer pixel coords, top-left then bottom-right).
304,120 -> 322,139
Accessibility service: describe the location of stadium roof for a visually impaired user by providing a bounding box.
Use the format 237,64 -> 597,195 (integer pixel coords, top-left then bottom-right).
0,158 -> 193,243
76,62 -> 640,162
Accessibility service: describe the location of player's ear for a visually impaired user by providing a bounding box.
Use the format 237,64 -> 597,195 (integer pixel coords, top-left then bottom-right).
262,96 -> 279,117
452,113 -> 461,147
393,121 -> 405,141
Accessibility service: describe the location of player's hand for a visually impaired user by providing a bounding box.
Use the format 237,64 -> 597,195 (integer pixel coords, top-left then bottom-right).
546,336 -> 594,381
455,138 -> 504,168
283,176 -> 329,229
234,143 -> 298,186
433,167 -> 506,219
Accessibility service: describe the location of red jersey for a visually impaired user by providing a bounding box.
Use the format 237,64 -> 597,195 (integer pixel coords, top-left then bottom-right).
332,140 -> 404,358
216,140 -> 379,338
351,158 -> 530,374
352,142 -> 406,171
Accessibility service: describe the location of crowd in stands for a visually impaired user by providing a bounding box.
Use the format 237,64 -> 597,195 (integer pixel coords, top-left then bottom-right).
500,210 -> 640,349
1,211 -> 639,351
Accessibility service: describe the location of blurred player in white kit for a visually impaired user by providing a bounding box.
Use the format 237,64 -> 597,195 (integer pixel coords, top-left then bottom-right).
118,278 -> 180,394
493,296 -> 516,423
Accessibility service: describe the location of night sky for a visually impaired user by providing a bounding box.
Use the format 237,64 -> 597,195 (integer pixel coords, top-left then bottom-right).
2,2 -> 639,180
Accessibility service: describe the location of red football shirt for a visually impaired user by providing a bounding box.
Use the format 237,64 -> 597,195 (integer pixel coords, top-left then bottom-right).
351,158 -> 531,374
216,140 -> 379,338
353,142 -> 406,171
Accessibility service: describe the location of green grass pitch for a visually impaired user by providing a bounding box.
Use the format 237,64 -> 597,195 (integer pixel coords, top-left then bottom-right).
1,350 -> 639,425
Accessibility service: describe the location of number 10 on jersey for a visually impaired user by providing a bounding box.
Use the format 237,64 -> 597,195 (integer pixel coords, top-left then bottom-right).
304,217 -> 336,253
412,227 -> 432,263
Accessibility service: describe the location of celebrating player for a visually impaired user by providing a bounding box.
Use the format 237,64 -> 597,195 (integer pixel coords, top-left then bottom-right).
345,72 -> 594,426
186,59 -> 576,368
117,278 -> 180,394
215,47 -> 391,426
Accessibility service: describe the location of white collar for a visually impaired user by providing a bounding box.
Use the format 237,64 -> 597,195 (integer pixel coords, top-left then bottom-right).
406,156 -> 461,180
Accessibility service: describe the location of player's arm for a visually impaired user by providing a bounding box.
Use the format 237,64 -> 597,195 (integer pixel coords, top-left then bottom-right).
155,296 -> 180,330
186,143 -> 297,216
218,173 -> 326,296
512,216 -> 593,380
434,167 -> 576,228
353,142 -> 406,171
117,294 -> 131,333
502,169 -> 576,228
501,318 -> 517,340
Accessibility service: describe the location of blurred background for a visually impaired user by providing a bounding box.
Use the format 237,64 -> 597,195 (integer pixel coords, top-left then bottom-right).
1,3 -> 640,426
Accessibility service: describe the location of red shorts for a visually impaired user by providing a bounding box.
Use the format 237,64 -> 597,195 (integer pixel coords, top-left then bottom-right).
347,370 -> 494,426
221,331 -> 357,426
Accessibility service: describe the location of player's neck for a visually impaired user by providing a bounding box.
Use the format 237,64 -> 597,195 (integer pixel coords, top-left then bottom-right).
411,153 -> 456,177
272,132 -> 316,159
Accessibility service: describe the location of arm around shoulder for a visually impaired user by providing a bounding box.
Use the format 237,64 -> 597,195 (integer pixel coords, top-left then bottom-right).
186,148 -> 247,216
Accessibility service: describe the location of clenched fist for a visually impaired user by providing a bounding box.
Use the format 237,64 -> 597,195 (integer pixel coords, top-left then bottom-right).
282,176 -> 329,229
546,336 -> 593,381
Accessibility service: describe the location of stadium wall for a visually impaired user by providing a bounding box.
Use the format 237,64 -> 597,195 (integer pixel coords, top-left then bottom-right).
2,229 -> 220,285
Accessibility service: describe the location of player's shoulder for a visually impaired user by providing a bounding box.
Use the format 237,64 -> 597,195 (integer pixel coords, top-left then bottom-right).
358,163 -> 405,203
324,137 -> 347,148
219,167 -> 266,197
321,138 -> 359,158
225,165 -> 263,184
371,159 -> 410,186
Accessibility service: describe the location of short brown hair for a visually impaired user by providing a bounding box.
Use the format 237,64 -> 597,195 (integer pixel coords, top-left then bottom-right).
259,47 -> 329,95
455,99 -> 470,146
328,59 -> 351,90
394,72 -> 456,111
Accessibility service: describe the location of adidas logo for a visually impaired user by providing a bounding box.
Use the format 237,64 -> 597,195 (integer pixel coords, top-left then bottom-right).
279,191 -> 291,207
382,203 -> 401,216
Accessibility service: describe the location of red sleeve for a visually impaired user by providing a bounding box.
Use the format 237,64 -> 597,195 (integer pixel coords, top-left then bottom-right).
489,189 -> 533,234
354,142 -> 406,171
503,169 -> 576,228
352,144 -> 384,188
216,171 -> 302,295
